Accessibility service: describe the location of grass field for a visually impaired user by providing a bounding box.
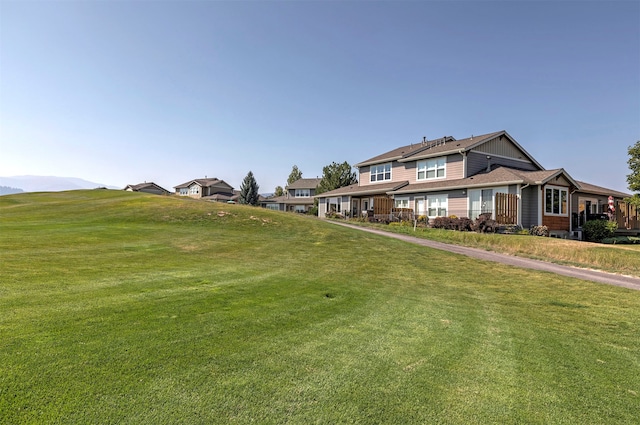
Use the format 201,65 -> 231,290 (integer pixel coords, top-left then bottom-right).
1,190 -> 639,424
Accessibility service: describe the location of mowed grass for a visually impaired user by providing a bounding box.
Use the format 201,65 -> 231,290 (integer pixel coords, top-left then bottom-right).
1,190 -> 639,424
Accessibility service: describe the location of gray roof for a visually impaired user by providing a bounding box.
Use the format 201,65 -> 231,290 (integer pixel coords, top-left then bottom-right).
315,181 -> 409,198
286,178 -> 322,190
125,182 -> 170,193
391,167 -> 578,195
174,178 -> 233,190
355,130 -> 543,170
575,181 -> 630,198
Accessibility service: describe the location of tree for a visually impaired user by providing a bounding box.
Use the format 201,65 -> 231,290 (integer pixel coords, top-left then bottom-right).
239,171 -> 260,206
273,186 -> 284,197
316,161 -> 358,195
627,141 -> 640,206
287,165 -> 303,186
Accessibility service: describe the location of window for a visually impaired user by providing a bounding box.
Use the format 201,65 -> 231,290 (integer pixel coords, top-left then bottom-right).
427,195 -> 447,218
265,204 -> 280,211
179,188 -> 188,195
415,197 -> 426,216
189,185 -> 199,195
295,189 -> 310,198
394,197 -> 409,208
294,205 -> 306,213
370,163 -> 391,182
417,158 -> 446,180
545,186 -> 568,216
468,187 -> 507,219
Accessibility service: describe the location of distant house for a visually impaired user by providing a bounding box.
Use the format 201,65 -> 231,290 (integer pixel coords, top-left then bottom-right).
261,178 -> 322,213
124,182 -> 171,195
174,178 -> 235,201
315,130 -> 636,237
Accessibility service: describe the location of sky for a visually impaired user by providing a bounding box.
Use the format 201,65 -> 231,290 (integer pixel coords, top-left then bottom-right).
1,1 -> 639,194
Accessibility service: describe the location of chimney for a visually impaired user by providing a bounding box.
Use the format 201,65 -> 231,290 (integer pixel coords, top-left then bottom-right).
486,156 -> 491,172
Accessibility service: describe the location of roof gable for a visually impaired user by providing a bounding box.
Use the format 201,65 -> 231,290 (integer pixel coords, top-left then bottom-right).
356,131 -> 544,171
286,178 -> 322,190
174,178 -> 234,190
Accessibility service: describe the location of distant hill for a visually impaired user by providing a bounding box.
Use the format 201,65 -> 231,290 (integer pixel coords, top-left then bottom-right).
0,185 -> 24,195
0,176 -> 119,193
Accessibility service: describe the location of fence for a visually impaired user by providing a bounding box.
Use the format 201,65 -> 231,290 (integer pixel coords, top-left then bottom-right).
495,193 -> 518,225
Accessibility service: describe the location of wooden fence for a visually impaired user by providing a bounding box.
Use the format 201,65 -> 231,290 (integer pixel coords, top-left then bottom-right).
495,193 -> 518,225
616,201 -> 640,230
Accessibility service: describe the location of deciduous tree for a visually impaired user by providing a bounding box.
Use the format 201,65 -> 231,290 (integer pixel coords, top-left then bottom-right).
239,171 -> 260,206
626,141 -> 640,206
273,186 -> 284,197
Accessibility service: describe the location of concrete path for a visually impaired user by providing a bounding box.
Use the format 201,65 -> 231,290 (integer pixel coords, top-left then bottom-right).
330,221 -> 640,291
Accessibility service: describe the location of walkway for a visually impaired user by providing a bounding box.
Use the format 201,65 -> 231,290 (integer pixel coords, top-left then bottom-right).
329,221 -> 640,291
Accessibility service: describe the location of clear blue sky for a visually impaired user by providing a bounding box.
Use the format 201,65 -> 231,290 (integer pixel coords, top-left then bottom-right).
1,0 -> 638,193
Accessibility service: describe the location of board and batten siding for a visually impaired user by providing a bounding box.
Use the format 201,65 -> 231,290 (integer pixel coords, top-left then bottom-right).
473,134 -> 532,160
520,185 -> 539,229
466,151 -> 537,177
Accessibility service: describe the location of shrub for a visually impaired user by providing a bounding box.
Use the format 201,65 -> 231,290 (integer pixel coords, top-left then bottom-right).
529,225 -> 549,237
583,219 -> 617,242
431,216 -> 451,229
473,213 -> 498,233
456,217 -> 474,232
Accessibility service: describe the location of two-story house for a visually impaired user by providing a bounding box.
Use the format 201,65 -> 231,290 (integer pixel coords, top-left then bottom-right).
262,178 -> 322,213
174,177 -> 236,202
316,130 -> 631,235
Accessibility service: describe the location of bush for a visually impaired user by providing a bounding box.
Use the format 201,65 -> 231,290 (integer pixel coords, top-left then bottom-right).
473,213 -> 498,233
529,225 -> 549,237
456,217 -> 474,232
583,219 -> 617,242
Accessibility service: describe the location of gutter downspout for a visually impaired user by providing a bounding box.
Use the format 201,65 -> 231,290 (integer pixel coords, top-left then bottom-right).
458,150 -> 467,178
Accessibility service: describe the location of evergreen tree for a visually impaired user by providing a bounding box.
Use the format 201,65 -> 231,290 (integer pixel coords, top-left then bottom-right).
239,171 -> 260,206
316,161 -> 357,195
626,140 -> 640,206
287,165 -> 303,186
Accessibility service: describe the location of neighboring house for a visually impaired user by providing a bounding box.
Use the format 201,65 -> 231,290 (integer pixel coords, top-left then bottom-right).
316,130 -> 634,235
261,178 -> 322,213
124,182 -> 171,195
174,178 -> 235,201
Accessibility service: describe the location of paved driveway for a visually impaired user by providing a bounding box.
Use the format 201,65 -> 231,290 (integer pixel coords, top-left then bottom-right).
330,221 -> 640,291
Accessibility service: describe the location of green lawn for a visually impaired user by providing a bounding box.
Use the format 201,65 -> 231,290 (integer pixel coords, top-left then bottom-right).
1,190 -> 639,424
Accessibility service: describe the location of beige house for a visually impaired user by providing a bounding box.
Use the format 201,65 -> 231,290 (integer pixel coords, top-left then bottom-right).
262,178 -> 322,213
316,130 -> 634,236
124,182 -> 171,195
174,178 -> 236,201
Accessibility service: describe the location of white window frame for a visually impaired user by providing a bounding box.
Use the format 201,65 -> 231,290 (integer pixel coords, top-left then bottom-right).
370,163 -> 392,182
545,185 -> 568,216
265,204 -> 280,211
415,196 -> 426,217
417,157 -> 446,181
394,197 -> 409,208
189,185 -> 200,195
179,188 -> 188,195
295,189 -> 310,198
427,194 -> 448,218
